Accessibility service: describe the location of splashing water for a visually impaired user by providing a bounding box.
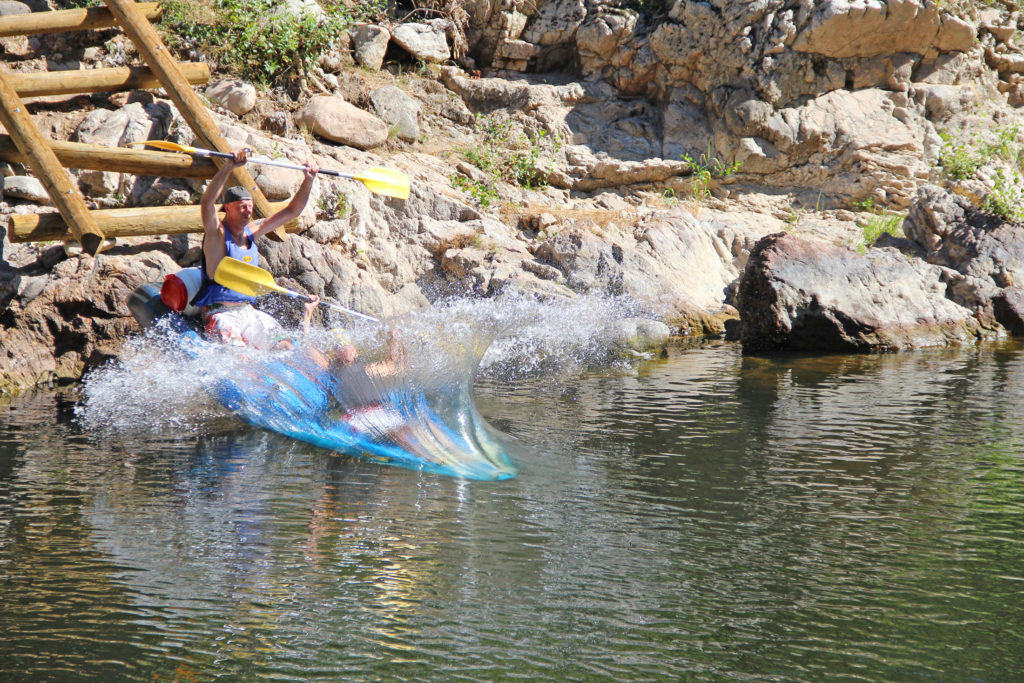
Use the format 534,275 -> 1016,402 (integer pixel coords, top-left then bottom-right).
80,292 -> 656,478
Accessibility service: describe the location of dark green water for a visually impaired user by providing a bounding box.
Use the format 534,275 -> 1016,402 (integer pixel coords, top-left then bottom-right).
3,341 -> 1024,681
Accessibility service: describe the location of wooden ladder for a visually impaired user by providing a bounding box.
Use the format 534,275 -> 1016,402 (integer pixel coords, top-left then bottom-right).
0,0 -> 287,255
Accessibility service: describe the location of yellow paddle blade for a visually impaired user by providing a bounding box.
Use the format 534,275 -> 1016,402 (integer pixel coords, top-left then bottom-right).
354,167 -> 410,199
125,140 -> 195,154
213,257 -> 287,297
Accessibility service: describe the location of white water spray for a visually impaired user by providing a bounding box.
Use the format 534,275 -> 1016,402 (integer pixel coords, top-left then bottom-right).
79,292 -> 658,433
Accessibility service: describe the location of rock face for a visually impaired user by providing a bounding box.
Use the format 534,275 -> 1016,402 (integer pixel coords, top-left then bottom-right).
0,245 -> 184,394
461,0 -> 1007,208
904,184 -> 1024,327
737,233 -> 985,353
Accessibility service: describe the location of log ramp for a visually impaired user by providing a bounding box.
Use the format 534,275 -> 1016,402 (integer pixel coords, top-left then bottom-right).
0,0 -> 288,255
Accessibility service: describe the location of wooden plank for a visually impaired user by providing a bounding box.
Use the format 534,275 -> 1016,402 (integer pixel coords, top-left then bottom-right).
6,62 -> 209,99
0,70 -> 104,254
103,0 -> 287,241
0,3 -> 161,38
9,201 -> 292,243
0,134 -> 218,177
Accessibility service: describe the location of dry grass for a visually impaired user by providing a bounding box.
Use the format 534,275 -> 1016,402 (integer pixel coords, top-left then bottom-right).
499,204 -> 642,231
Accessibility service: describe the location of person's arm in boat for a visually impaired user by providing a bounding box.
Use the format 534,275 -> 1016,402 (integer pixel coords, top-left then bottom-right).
251,160 -> 320,239
199,149 -> 247,279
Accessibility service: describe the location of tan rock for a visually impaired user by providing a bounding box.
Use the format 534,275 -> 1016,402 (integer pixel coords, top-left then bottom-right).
792,0 -> 968,59
294,95 -> 388,149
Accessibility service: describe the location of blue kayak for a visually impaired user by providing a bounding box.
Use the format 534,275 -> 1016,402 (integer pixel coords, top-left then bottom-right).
128,283 -> 517,480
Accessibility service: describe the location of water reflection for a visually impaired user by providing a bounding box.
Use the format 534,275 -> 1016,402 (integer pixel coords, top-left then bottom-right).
4,342 -> 1024,680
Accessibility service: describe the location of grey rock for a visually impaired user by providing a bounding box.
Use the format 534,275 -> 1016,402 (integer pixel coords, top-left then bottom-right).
0,1 -> 30,17
351,24 -> 390,70
993,287 -> 1024,335
604,318 -> 671,355
77,169 -> 121,198
370,86 -> 421,142
391,19 -> 451,63
206,79 -> 257,116
273,0 -> 323,21
75,100 -> 174,148
738,232 -> 983,353
904,184 -> 1024,323
3,176 -> 49,203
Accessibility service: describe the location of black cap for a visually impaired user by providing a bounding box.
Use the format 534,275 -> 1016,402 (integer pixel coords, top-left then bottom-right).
222,186 -> 252,205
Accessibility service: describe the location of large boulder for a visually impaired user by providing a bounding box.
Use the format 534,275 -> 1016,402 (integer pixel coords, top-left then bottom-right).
294,95 -> 388,149
370,86 -> 421,142
391,19 -> 451,63
904,184 -> 1024,324
532,207 -> 745,313
737,232 -> 985,353
0,246 -> 183,396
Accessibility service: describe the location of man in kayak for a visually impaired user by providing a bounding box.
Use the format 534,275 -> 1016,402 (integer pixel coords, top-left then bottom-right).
192,148 -> 319,350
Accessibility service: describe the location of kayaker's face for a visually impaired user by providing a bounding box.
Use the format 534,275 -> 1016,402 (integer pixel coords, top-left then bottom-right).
224,198 -> 253,227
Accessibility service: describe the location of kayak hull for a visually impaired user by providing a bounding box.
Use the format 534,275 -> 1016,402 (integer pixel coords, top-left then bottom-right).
128,283 -> 517,480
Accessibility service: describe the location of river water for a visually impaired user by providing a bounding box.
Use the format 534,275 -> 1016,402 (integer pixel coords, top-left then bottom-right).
3,331 -> 1024,680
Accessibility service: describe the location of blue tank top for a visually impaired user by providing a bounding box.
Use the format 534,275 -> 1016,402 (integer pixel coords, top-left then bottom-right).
193,225 -> 259,307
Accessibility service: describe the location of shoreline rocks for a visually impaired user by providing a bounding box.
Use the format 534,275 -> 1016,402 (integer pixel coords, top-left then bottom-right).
7,1 -> 1024,397
737,232 -> 990,354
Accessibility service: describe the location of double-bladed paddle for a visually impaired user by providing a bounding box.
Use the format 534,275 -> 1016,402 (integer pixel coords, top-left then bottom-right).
129,140 -> 411,199
214,256 -> 380,323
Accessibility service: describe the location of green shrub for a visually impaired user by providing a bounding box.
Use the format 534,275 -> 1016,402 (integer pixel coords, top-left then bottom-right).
982,169 -> 1024,223
939,130 -> 983,180
450,174 -> 499,209
939,123 -> 1022,181
159,0 -> 383,86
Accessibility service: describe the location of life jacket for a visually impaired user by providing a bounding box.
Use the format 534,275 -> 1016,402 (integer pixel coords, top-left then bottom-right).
193,223 -> 259,308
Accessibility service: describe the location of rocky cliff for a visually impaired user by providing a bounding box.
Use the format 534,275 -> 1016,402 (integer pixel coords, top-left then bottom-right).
3,0 -> 1024,396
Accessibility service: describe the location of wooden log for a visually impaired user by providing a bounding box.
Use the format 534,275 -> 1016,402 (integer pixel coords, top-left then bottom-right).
8,202 -> 292,243
103,0 -> 287,241
0,2 -> 161,38
6,62 -> 210,99
0,71 -> 105,254
0,135 -> 218,177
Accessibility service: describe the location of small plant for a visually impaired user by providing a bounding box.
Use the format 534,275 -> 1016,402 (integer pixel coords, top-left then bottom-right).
939,123 -> 1022,181
852,197 -> 880,213
452,114 -> 563,207
681,149 -> 742,202
982,169 -> 1024,223
451,173 -> 499,209
860,212 -> 905,246
938,130 -> 982,180
317,191 -> 348,220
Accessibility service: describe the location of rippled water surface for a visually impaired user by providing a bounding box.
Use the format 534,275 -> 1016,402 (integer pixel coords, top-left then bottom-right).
4,341 -> 1024,681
